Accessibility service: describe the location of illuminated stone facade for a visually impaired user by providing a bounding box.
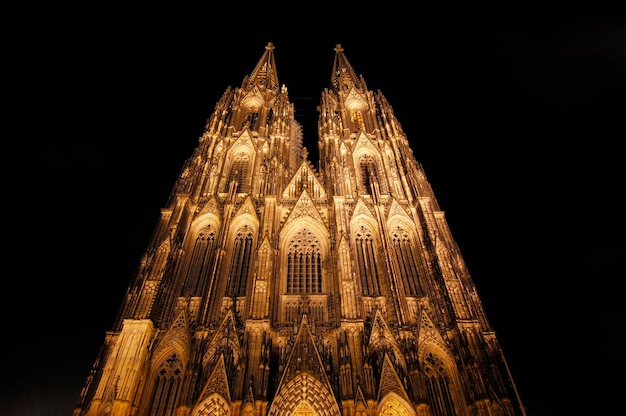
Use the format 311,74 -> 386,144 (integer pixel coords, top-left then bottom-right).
74,43 -> 526,416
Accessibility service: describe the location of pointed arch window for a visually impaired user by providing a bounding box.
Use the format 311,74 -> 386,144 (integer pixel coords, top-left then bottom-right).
350,109 -> 365,132
182,224 -> 218,297
287,228 -> 322,294
243,109 -> 260,130
354,225 -> 382,296
359,155 -> 379,195
226,154 -> 250,193
226,225 -> 254,297
423,352 -> 456,416
147,353 -> 183,416
390,226 -> 422,296
265,108 -> 275,132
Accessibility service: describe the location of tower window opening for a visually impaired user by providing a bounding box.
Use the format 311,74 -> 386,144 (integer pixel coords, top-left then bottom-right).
391,227 -> 422,296
355,226 -> 382,296
226,154 -> 251,193
182,225 -> 218,297
359,155 -> 378,195
226,226 -> 254,297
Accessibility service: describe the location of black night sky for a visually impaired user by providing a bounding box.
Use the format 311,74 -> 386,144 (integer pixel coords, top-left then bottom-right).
4,3 -> 625,415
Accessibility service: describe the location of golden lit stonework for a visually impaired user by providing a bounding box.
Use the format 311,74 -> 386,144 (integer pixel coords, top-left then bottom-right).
74,43 -> 526,416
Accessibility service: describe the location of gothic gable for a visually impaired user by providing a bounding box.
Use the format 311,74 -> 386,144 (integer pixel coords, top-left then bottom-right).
344,88 -> 368,111
234,195 -> 260,221
198,354 -> 232,403
367,310 -> 406,368
152,309 -> 190,367
241,85 -> 266,111
417,310 -> 447,348
229,130 -> 255,153
269,316 -> 340,416
377,353 -> 411,404
367,309 -> 395,348
281,162 -> 326,200
196,197 -> 222,220
387,199 -> 411,221
202,309 -> 242,368
279,316 -> 328,384
353,133 -> 379,158
351,198 -> 376,220
355,385 -> 369,412
283,190 -> 327,230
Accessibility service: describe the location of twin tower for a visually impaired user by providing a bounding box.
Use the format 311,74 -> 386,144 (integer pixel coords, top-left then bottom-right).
74,43 -> 525,416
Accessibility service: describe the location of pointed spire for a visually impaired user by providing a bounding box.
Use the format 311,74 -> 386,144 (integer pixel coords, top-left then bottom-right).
248,42 -> 279,93
331,44 -> 364,91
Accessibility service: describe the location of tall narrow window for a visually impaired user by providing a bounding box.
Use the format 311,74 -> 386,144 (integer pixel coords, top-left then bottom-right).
359,155 -> 378,195
391,226 -> 422,296
423,352 -> 456,416
243,110 -> 259,130
354,225 -> 382,296
226,154 -> 250,193
182,225 -> 218,297
148,353 -> 183,416
226,226 -> 254,296
350,110 -> 365,132
286,228 -> 322,294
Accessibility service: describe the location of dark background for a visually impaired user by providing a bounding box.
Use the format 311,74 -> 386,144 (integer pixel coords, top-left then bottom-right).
4,2 -> 625,415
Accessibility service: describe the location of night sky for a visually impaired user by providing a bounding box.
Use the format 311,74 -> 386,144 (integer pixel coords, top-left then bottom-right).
4,3 -> 625,415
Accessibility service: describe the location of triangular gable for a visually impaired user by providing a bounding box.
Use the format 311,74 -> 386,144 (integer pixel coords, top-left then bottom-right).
229,130 -> 255,152
417,309 -> 447,347
241,85 -> 266,110
241,384 -> 256,415
355,384 -> 369,411
275,315 -> 332,388
387,198 -> 410,220
367,309 -> 396,348
377,353 -> 411,403
281,162 -> 326,200
354,131 -> 378,154
367,310 -> 406,369
269,315 -> 341,415
258,235 -> 272,254
199,354 -> 231,402
345,88 -> 368,110
202,310 -> 241,367
235,195 -> 258,219
196,197 -> 221,219
152,308 -> 190,365
283,189 -> 326,228
351,198 -> 375,220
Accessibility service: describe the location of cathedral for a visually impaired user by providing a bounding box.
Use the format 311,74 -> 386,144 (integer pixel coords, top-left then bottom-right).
74,43 -> 526,416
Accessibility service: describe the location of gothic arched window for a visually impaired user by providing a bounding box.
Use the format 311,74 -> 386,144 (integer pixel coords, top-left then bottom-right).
423,352 -> 456,416
243,110 -> 259,130
390,226 -> 422,296
226,154 -> 250,193
350,110 -> 365,132
286,228 -> 322,294
148,353 -> 183,416
354,225 -> 382,296
359,155 -> 378,195
182,224 -> 218,297
226,225 -> 254,297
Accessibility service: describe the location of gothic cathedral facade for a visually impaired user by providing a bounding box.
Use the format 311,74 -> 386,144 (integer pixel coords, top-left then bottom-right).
74,43 -> 526,416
